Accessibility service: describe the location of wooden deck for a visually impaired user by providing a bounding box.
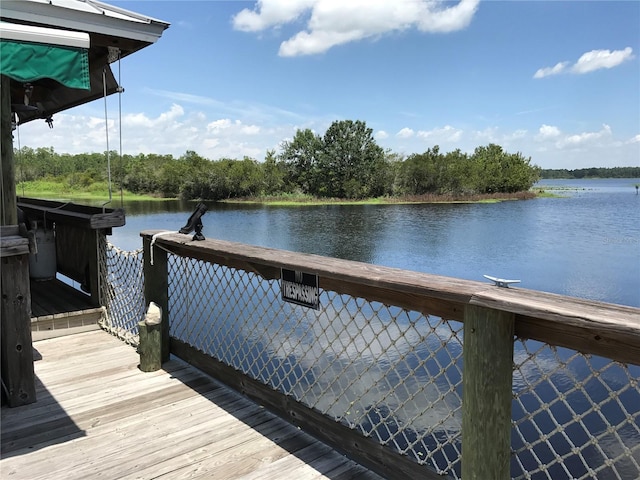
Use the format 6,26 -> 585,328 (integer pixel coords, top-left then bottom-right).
0,331 -> 382,480
30,279 -> 103,340
30,278 -> 95,318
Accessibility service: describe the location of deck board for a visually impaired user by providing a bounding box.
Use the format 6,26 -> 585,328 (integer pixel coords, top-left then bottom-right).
30,278 -> 96,317
0,331 -> 382,480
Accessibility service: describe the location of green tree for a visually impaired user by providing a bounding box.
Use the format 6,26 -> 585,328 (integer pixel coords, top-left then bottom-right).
262,149 -> 285,195
471,144 -> 539,193
396,146 -> 442,195
158,161 -> 185,198
317,120 -> 386,199
123,153 -> 174,194
227,157 -> 263,197
279,129 -> 323,194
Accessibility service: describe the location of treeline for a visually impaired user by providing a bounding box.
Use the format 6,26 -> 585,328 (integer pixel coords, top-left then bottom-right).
541,166 -> 640,179
15,120 -> 541,201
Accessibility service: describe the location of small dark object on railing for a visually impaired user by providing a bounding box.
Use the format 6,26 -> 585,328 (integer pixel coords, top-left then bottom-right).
179,203 -> 207,241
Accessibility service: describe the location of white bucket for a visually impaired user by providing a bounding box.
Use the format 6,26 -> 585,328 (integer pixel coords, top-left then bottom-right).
29,227 -> 57,280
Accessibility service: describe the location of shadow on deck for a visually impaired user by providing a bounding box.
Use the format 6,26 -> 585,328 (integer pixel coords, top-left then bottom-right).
0,331 -> 382,479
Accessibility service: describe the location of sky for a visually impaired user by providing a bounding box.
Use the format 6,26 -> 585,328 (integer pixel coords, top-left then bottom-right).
15,0 -> 640,170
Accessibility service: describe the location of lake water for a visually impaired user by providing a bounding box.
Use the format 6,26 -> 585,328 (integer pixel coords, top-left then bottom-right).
110,178 -> 640,307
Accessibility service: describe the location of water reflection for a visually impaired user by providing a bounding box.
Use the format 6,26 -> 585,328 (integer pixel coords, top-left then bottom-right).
109,178 -> 640,306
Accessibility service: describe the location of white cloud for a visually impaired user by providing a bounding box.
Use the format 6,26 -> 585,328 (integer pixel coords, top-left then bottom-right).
15,104 -> 291,162
417,125 -> 462,142
628,134 -> 640,144
207,118 -> 232,132
375,130 -> 389,140
472,127 -> 498,143
241,124 -> 261,135
559,124 -> 612,148
123,104 -> 185,130
233,0 -> 316,32
510,129 -> 527,140
533,62 -> 568,79
572,47 -> 635,74
533,123 -> 616,151
396,127 -> 415,139
534,47 -> 634,78
536,124 -> 561,140
233,0 -> 480,56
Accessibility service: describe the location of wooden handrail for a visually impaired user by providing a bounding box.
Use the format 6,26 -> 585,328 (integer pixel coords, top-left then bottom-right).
141,230 -> 640,479
17,197 -> 125,229
142,230 -> 640,365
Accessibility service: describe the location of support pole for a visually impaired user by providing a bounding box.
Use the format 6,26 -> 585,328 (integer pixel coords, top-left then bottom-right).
1,75 -> 17,226
1,250 -> 36,406
462,304 -> 514,479
143,235 -> 169,363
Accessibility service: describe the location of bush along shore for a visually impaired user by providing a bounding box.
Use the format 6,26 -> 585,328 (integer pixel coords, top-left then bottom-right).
15,120 -> 543,202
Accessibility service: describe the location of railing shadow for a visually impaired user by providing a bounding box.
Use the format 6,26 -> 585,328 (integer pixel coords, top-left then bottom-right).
0,347 -> 86,460
162,349 -> 385,479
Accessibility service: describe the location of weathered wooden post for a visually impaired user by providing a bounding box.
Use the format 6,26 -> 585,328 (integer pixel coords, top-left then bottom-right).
138,302 -> 162,371
1,226 -> 36,406
462,304 -> 514,479
1,75 -> 17,226
1,77 -> 35,406
142,233 -> 169,363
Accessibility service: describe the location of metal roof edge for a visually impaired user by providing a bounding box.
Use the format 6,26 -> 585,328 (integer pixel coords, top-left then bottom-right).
0,22 -> 90,48
84,0 -> 169,27
0,0 -> 169,45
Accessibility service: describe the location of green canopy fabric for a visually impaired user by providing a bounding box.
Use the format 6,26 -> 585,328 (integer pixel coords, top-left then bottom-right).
0,39 -> 89,90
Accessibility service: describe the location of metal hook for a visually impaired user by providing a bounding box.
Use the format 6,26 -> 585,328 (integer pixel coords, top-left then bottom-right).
23,83 -> 33,106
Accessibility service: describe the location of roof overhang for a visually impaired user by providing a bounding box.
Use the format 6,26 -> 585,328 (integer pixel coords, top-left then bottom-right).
0,0 -> 169,124
0,0 -> 169,56
0,22 -> 90,48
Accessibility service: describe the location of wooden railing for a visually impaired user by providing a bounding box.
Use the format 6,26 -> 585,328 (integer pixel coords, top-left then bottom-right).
140,230 -> 640,480
17,197 -> 124,304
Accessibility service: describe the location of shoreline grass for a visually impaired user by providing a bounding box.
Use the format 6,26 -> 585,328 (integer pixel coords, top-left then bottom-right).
224,191 -> 538,206
17,180 -> 542,205
16,181 -> 174,202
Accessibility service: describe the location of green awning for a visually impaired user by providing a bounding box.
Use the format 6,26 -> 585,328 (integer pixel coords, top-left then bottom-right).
0,39 -> 90,90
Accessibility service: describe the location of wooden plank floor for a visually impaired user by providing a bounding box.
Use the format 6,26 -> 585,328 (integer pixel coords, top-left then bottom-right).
0,331 -> 382,480
30,278 -> 96,318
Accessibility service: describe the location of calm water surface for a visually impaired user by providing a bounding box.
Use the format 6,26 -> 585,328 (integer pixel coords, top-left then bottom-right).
110,178 -> 640,307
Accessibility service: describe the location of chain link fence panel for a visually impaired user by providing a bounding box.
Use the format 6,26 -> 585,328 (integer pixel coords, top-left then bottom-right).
100,240 -> 639,479
168,255 -> 465,476
511,339 -> 639,479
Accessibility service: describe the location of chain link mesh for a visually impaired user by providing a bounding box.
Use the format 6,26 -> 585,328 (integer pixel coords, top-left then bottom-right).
99,241 -> 145,345
511,339 -> 640,480
100,241 -> 639,479
168,255 -> 464,475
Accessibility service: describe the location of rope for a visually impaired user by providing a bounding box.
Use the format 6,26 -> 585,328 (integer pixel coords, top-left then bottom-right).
102,66 -> 112,212
150,231 -> 178,265
117,51 -> 124,207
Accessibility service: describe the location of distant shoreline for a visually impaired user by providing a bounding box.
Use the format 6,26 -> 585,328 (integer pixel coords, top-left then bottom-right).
223,191 -> 540,206
17,188 -> 543,205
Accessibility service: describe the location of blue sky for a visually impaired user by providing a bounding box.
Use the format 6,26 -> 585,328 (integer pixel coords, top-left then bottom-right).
17,0 -> 640,169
